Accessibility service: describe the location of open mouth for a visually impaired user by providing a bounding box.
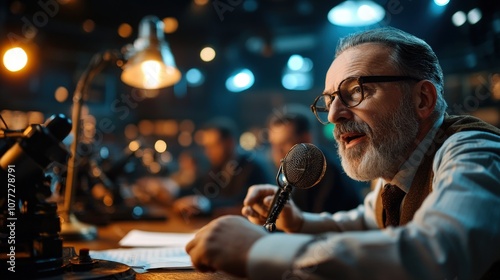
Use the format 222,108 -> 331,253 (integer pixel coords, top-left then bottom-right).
341,132 -> 367,147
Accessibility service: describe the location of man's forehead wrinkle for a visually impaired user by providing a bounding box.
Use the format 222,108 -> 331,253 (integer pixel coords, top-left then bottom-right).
325,44 -> 394,92
339,50 -> 393,76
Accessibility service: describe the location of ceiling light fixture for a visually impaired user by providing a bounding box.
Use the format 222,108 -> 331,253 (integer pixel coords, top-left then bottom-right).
328,0 -> 386,27
452,11 -> 467,27
434,0 -> 450,7
467,8 -> 482,25
226,68 -> 255,92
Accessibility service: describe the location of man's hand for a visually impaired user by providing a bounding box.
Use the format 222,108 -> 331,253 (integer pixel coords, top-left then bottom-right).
241,184 -> 304,233
185,215 -> 267,277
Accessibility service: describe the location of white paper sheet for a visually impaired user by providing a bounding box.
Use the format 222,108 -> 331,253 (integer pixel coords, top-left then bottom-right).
89,230 -> 196,272
90,246 -> 193,273
118,229 -> 196,247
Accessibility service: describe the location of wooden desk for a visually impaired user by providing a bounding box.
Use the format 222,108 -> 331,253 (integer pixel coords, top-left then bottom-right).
63,211 -> 246,280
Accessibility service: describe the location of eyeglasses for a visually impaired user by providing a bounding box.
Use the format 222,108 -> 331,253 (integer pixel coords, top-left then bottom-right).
310,75 -> 420,124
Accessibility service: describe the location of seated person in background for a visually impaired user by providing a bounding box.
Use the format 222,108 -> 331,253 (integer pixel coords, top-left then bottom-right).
185,27 -> 500,279
131,149 -> 208,207
169,148 -> 209,192
266,104 -> 367,213
173,117 -> 275,217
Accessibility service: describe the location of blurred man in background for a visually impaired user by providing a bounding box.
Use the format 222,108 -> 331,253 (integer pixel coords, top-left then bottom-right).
173,116 -> 274,217
266,104 -> 367,213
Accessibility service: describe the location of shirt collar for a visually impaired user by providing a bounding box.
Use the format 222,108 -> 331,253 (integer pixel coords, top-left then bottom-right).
384,114 -> 444,193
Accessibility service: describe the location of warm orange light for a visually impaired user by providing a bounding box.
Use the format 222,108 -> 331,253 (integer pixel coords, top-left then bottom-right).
118,23 -> 133,38
179,119 -> 195,133
154,140 -> 167,153
54,86 -> 69,102
82,19 -> 95,33
200,47 -> 216,62
124,124 -> 139,139
3,47 -> 28,72
128,140 -> 141,152
120,15 -> 181,89
162,17 -> 179,34
194,0 -> 209,5
178,131 -> 193,147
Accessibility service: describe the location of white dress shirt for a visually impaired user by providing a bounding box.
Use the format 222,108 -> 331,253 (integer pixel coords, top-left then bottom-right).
248,116 -> 500,280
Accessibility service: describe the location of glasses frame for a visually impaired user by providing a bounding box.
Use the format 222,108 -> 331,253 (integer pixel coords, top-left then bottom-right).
310,75 -> 421,125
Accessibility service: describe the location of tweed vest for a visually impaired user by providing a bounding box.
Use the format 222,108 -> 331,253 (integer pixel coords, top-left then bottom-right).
373,114 -> 500,279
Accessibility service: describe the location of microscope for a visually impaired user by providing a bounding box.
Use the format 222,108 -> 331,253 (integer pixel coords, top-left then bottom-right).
0,114 -> 134,279
0,114 -> 71,277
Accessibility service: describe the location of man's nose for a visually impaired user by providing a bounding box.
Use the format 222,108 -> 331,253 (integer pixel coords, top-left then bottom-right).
328,96 -> 354,124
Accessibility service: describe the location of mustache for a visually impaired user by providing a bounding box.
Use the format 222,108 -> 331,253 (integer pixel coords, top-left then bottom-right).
334,121 -> 371,139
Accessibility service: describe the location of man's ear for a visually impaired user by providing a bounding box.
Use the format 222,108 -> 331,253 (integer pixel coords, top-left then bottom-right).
413,80 -> 437,120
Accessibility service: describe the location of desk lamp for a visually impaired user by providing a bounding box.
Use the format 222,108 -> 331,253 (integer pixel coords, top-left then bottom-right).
61,15 -> 181,240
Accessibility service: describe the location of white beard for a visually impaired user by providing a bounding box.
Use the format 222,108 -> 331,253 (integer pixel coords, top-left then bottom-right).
336,95 -> 419,181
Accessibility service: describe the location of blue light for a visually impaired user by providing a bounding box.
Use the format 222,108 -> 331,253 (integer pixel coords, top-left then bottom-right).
281,72 -> 313,91
452,11 -> 467,26
99,146 -> 109,159
468,8 -> 482,25
132,206 -> 144,218
186,68 -> 205,86
226,69 -> 255,92
243,0 -> 258,12
282,55 -> 313,90
301,58 -> 313,72
282,74 -> 299,89
328,1 -> 385,27
434,0 -> 450,7
287,54 -> 304,71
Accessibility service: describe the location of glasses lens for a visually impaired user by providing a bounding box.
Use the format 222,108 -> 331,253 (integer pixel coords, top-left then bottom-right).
339,77 -> 363,107
314,95 -> 330,124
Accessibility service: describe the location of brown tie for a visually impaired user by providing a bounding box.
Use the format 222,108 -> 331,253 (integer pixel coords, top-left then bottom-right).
381,184 -> 406,228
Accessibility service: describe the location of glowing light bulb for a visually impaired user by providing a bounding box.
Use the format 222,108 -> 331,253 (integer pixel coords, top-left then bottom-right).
3,47 -> 28,72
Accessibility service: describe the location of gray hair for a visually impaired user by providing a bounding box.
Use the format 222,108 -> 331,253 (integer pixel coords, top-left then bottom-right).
335,27 -> 447,117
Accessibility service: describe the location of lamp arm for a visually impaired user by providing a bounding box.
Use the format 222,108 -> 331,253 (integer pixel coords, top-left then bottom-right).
63,50 -> 123,219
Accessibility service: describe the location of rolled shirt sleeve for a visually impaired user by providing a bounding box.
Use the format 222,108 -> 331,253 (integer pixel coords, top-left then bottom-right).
299,190 -> 379,234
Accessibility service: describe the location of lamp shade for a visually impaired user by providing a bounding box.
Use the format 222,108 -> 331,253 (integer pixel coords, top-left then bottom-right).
121,15 -> 181,89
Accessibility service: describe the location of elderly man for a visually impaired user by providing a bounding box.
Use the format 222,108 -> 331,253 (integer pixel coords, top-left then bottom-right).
186,27 -> 500,279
